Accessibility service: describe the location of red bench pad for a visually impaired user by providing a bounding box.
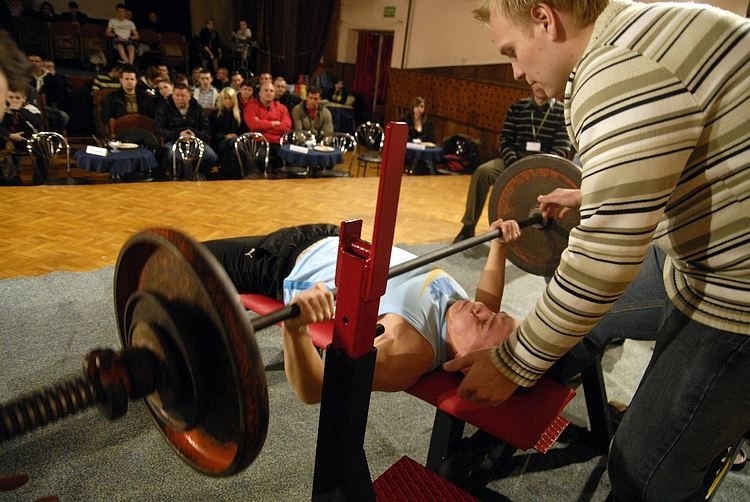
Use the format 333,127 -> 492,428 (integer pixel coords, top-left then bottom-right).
373,456 -> 476,501
240,293 -> 574,452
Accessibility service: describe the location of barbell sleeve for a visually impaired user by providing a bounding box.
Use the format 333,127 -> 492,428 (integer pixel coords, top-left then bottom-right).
249,212 -> 545,332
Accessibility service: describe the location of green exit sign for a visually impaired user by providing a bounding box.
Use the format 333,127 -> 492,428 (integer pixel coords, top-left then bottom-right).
384,6 -> 396,17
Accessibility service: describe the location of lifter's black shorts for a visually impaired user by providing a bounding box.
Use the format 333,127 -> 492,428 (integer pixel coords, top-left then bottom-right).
203,223 -> 339,300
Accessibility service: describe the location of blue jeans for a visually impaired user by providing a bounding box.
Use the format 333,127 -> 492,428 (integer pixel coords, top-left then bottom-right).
602,259 -> 750,500
548,245 -> 667,383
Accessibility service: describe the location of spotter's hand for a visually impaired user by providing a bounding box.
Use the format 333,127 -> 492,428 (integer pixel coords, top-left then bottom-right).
537,188 -> 581,220
442,348 -> 519,407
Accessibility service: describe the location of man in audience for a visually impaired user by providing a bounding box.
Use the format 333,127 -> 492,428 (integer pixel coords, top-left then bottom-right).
100,65 -> 155,124
0,88 -> 43,185
59,1 -> 89,23
230,71 -> 245,92
453,83 -> 570,242
237,81 -> 254,113
106,3 -> 139,65
213,67 -> 231,90
291,86 -> 332,138
192,68 -> 219,110
255,72 -> 272,94
198,19 -> 222,74
273,76 -> 301,115
244,80 -> 291,176
154,83 -> 218,181
26,54 -> 69,134
91,62 -> 124,93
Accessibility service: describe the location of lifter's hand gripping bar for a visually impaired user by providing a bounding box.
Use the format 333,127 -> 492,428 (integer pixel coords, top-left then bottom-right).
250,212 -> 545,332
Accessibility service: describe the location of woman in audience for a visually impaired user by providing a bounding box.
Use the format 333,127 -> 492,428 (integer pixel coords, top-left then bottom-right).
400,96 -> 435,144
400,96 -> 436,174
212,87 -> 246,179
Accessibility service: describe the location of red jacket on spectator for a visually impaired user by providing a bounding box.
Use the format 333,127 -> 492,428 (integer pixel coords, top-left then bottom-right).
243,98 -> 291,144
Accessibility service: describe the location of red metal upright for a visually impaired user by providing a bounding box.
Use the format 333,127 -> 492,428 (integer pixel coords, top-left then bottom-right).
312,122 -> 408,501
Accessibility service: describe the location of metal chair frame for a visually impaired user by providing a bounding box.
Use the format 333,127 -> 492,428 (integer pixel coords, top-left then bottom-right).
234,132 -> 270,178
353,122 -> 384,177
27,131 -> 90,184
171,136 -> 206,180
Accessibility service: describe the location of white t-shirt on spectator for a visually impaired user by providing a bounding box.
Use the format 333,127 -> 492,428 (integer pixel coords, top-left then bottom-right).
108,18 -> 136,40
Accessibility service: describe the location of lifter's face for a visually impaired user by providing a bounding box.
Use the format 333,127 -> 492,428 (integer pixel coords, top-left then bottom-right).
445,300 -> 519,358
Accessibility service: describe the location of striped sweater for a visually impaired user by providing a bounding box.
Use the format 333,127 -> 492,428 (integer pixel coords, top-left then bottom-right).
494,0 -> 750,387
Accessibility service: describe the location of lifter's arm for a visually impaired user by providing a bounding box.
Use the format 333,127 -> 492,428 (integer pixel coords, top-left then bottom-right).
474,219 -> 521,312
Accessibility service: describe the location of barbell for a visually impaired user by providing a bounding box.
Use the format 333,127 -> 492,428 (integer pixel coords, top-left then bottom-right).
0,154 -> 581,478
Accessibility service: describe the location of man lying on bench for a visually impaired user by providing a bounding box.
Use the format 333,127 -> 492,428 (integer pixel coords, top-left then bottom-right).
203,220 -> 521,403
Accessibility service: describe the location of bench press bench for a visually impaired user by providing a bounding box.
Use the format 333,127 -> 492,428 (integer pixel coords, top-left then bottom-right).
240,293 -> 576,492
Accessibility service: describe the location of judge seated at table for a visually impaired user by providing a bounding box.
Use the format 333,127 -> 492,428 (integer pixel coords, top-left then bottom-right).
291,87 -> 333,140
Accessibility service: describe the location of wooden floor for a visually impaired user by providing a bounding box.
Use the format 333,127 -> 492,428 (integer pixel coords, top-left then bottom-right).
0,172 -> 492,279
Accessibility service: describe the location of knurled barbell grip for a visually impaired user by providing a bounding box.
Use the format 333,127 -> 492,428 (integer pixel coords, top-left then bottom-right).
250,213 -> 545,332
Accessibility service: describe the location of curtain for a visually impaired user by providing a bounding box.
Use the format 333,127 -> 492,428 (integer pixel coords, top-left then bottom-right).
352,32 -> 393,115
239,0 -> 336,81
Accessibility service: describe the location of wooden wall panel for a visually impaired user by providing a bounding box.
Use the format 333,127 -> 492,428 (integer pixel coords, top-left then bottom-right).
386,68 -> 530,162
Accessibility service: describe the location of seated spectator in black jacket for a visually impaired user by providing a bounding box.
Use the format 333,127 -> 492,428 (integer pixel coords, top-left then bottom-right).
100,65 -> 155,124
0,88 -> 44,184
59,1 -> 89,23
273,76 -> 300,115
154,83 -> 218,181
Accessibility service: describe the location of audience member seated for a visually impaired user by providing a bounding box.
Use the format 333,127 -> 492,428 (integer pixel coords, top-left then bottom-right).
198,19 -> 222,74
400,96 -> 435,143
106,3 -> 139,65
137,65 -> 160,95
154,83 -> 218,181
231,19 -> 253,70
213,66 -> 230,90
211,87 -> 246,179
33,1 -> 56,22
255,72 -> 272,94
399,96 -> 436,174
154,78 -> 173,113
273,76 -> 300,115
0,88 -> 44,185
454,83 -> 571,242
190,66 -> 204,90
155,62 -> 172,82
291,86 -> 332,140
27,54 -> 69,134
243,80 -> 291,176
100,65 -> 155,125
92,62 -> 124,93
193,68 -> 219,110
140,10 -> 164,33
323,79 -> 348,105
230,71 -> 245,92
237,81 -> 254,113
59,1 -> 89,23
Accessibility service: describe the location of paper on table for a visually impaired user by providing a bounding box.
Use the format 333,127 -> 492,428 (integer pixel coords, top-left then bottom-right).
406,142 -> 426,150
86,145 -> 108,157
289,144 -> 309,154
